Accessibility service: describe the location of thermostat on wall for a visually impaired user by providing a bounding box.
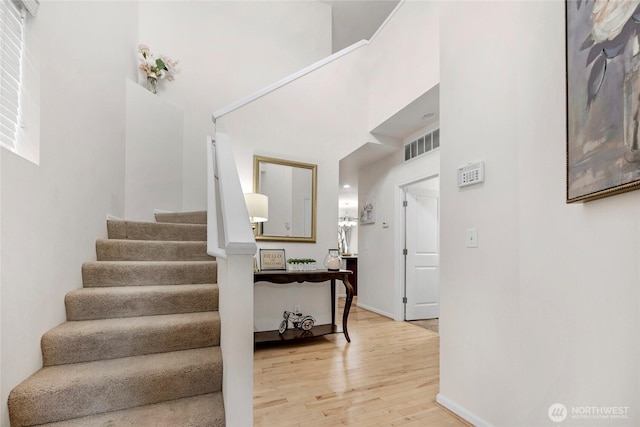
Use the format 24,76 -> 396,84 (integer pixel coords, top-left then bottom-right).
457,161 -> 485,187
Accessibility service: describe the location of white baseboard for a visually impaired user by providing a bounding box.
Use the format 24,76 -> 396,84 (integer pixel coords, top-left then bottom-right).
436,393 -> 494,427
106,214 -> 123,220
355,302 -> 394,319
153,209 -> 173,214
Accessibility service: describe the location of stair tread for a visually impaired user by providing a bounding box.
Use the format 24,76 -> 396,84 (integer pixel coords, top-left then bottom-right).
40,392 -> 224,427
154,210 -> 207,224
82,261 -> 217,287
9,348 -> 222,425
65,284 -> 218,320
84,260 -> 216,266
68,283 -> 217,296
99,238 -> 207,242
107,220 -> 207,241
48,311 -> 219,335
43,312 -> 220,365
108,219 -> 206,228
96,239 -> 213,261
12,346 -> 221,390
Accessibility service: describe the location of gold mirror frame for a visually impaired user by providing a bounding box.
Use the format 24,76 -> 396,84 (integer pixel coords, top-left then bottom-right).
253,155 -> 317,243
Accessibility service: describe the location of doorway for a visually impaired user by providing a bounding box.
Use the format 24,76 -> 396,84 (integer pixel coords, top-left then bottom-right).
402,176 -> 440,321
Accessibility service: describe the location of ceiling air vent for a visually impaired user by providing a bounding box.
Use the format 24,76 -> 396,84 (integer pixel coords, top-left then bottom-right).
404,129 -> 439,162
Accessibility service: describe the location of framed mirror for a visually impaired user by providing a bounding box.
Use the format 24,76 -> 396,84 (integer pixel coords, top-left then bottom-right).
253,155 -> 317,242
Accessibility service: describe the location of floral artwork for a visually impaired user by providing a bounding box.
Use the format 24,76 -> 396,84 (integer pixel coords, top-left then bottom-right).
566,1 -> 640,202
138,44 -> 178,94
360,202 -> 375,225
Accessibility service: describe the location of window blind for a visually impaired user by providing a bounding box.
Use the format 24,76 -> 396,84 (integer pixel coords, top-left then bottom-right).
0,0 -> 25,149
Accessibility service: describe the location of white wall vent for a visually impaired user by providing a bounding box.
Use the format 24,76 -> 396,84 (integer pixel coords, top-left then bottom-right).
404,129 -> 439,162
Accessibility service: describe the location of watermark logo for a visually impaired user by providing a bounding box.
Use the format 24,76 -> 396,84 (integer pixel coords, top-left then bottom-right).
547,403 -> 629,423
548,403 -> 568,423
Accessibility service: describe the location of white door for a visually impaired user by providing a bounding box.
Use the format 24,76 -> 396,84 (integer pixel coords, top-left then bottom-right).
404,185 -> 439,320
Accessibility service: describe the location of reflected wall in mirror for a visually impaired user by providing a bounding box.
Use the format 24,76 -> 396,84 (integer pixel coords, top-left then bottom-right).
253,155 -> 317,242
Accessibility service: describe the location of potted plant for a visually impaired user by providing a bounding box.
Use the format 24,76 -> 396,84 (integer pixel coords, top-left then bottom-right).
138,44 -> 178,93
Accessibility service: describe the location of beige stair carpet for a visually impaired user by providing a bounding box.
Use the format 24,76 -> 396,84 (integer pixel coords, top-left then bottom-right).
155,210 -> 207,224
8,211 -> 224,426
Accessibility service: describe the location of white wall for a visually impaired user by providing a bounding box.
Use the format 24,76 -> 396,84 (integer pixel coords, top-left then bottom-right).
438,2 -> 639,426
0,2 -> 137,426
125,80 -> 183,221
357,142 -> 440,319
367,0 -> 439,131
137,0 -> 332,212
217,46 -> 371,331
354,0 -> 440,319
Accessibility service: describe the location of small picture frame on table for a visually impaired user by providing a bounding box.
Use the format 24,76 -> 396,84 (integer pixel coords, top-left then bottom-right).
259,249 -> 286,271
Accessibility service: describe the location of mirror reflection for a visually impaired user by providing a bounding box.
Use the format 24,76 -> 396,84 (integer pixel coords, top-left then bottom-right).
254,155 -> 317,242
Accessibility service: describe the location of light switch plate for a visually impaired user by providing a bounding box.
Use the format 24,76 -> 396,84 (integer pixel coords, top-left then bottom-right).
466,228 -> 478,248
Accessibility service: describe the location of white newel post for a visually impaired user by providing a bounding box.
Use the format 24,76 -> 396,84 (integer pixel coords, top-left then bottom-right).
217,254 -> 254,427
207,133 -> 256,426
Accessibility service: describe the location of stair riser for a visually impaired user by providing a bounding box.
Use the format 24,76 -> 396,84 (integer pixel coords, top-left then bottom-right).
96,240 -> 213,261
65,286 -> 218,320
108,220 -> 206,241
42,316 -> 221,366
82,262 -> 216,287
8,349 -> 222,426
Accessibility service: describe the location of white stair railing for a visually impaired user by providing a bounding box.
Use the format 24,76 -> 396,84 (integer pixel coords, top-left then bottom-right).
204,5 -> 405,419
207,134 -> 256,427
211,1 -> 403,122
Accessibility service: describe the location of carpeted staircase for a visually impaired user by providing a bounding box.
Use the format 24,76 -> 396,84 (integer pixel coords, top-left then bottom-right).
8,211 -> 225,426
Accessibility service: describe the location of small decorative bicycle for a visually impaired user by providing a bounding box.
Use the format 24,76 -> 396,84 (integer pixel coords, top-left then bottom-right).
278,310 -> 316,334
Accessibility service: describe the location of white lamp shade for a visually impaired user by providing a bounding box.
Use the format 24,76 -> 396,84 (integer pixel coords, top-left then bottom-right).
244,193 -> 268,223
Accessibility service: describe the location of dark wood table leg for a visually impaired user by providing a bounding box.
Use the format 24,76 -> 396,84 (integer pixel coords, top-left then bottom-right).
341,277 -> 354,343
331,278 -> 336,326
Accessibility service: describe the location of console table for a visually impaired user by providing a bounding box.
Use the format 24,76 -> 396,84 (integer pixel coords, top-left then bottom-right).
342,256 -> 358,295
253,269 -> 354,344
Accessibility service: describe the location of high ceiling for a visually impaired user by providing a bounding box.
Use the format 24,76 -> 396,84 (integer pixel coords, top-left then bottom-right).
318,1 -> 440,216
321,0 -> 400,52
319,0 -> 400,212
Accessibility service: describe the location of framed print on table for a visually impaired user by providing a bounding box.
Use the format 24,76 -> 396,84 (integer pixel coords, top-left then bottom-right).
566,1 -> 640,202
259,249 -> 286,271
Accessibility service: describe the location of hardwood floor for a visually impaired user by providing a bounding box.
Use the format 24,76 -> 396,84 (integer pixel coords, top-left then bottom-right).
408,318 -> 439,333
253,298 -> 469,426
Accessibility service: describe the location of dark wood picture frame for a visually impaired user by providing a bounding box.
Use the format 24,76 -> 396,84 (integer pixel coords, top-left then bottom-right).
566,1 -> 640,202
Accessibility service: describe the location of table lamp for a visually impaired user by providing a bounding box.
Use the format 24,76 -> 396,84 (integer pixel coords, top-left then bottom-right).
244,193 -> 269,226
